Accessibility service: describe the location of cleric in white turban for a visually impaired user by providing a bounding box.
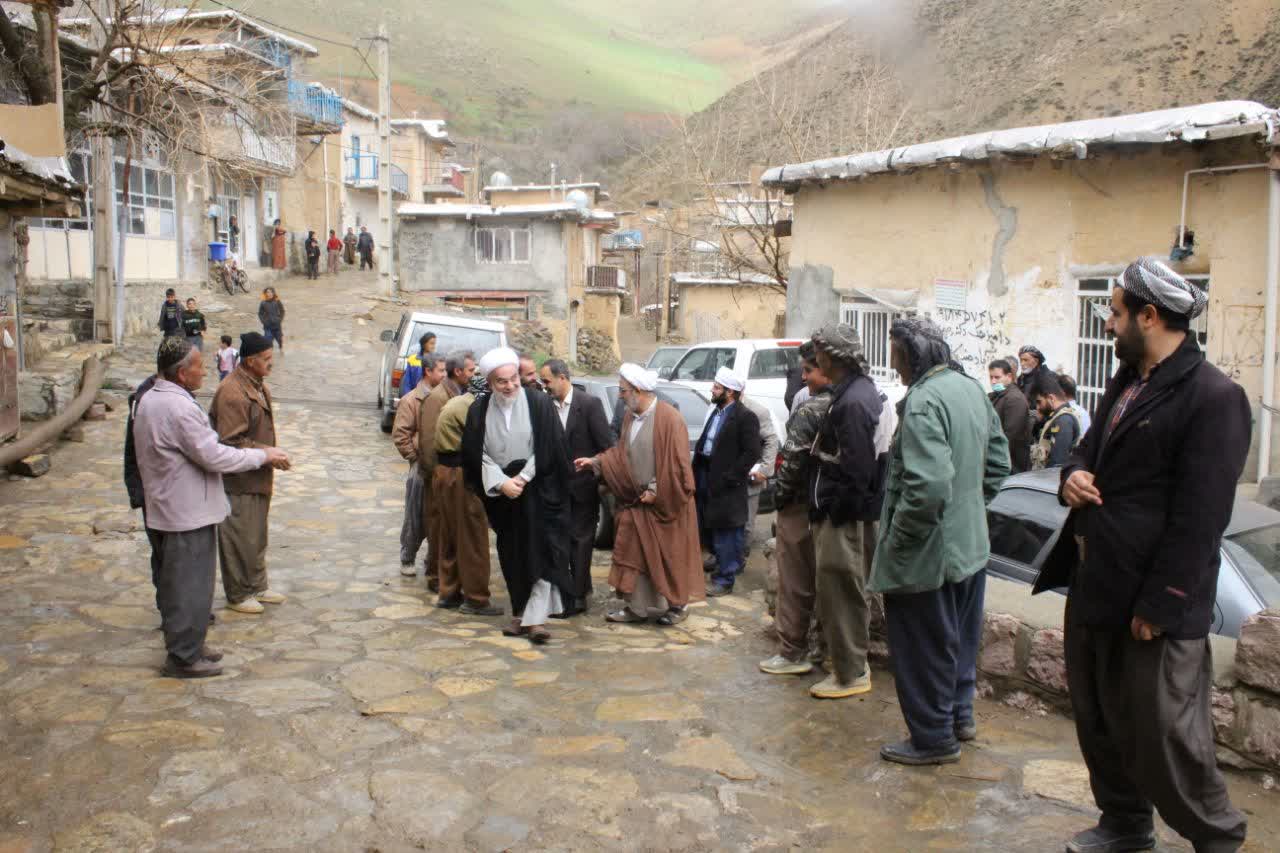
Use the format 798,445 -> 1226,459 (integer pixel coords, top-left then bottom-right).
618,362 -> 658,392
714,366 -> 745,393
461,344 -> 574,645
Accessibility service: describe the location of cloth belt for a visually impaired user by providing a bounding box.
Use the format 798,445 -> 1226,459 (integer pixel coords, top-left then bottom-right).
437,450 -> 463,467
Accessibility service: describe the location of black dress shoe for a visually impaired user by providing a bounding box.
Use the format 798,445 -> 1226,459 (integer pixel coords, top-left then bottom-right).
435,595 -> 463,609
1065,825 -> 1156,853
459,601 -> 503,616
550,600 -> 586,619
879,738 -> 961,766
161,656 -> 223,679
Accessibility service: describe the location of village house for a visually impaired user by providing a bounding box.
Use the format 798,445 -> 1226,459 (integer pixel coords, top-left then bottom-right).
392,118 -> 470,204
762,100 -> 1280,479
395,174 -> 622,362
338,98 -> 403,248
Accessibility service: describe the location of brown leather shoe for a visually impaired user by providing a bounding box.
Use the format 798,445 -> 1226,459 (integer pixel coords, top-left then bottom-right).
161,656 -> 223,679
200,645 -> 224,663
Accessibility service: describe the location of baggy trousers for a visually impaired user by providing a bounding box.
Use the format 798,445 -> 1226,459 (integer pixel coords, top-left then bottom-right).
148,525 -> 216,665
218,492 -> 270,605
568,491 -> 598,602
812,517 -> 875,685
1065,612 -> 1247,851
419,468 -> 438,582
431,465 -> 492,605
883,569 -> 986,750
399,466 -> 426,566
774,504 -> 817,662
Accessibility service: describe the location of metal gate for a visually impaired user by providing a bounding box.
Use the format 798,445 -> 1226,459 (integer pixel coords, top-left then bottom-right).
840,301 -> 897,382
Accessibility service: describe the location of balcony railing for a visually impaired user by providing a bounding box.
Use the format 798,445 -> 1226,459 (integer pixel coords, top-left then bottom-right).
588,265 -> 627,292
422,164 -> 465,195
343,154 -> 407,195
242,37 -> 293,69
389,164 -> 408,196
602,229 -> 644,251
287,79 -> 343,128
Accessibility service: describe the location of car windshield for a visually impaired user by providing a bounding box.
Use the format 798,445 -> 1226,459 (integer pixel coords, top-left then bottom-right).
671,347 -> 735,382
1223,524 -> 1280,605
646,348 -> 685,371
407,322 -> 502,359
655,386 -> 710,429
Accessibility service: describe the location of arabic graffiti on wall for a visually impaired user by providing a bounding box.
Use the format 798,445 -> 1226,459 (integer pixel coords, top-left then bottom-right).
933,307 -> 1011,376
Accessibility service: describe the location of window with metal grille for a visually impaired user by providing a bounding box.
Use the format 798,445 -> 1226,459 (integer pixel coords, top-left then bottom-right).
1074,275 -> 1209,415
839,300 -> 905,383
476,226 -> 531,264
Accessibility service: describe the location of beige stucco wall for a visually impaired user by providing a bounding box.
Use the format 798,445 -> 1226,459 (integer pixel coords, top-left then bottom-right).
784,137 -> 1275,474
279,136 -> 341,237
26,230 -> 178,281
679,284 -> 785,343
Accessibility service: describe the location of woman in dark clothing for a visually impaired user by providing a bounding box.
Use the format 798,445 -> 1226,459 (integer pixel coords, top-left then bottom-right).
304,231 -> 321,280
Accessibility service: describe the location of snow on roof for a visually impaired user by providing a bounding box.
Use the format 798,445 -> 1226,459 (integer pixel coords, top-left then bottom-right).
397,202 -> 616,223
390,119 -> 450,141
343,99 -> 377,121
671,273 -> 777,287
62,9 -> 318,56
0,138 -> 81,196
762,101 -> 1280,190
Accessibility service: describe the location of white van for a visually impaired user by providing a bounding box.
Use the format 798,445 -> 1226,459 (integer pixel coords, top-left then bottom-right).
664,338 -> 802,440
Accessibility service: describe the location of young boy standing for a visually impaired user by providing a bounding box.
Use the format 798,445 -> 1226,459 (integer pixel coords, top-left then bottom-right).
217,335 -> 239,380
182,298 -> 207,350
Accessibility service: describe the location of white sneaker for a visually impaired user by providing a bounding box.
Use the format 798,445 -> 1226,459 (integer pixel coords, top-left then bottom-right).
810,670 -> 872,700
226,597 -> 265,614
759,654 -> 814,676
399,564 -> 417,577
255,589 -> 286,605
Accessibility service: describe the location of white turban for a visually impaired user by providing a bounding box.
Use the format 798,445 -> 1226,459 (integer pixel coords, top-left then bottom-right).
714,366 -> 744,393
619,362 -> 657,392
477,346 -> 519,377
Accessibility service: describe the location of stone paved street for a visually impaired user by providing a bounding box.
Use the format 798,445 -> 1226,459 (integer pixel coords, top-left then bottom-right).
2,273 -> 1277,852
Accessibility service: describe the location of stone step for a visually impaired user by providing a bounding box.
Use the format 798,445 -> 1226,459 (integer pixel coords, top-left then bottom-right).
19,343 -> 115,422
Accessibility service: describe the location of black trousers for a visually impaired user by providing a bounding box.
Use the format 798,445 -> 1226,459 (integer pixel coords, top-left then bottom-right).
147,525 -> 216,665
883,569 -> 985,750
568,491 -> 598,602
1065,614 -> 1247,851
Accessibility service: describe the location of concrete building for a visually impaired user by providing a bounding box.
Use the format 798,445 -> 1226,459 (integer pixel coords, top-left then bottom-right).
762,100 -> 1280,478
671,273 -> 785,342
392,118 -> 464,204
395,193 -> 621,361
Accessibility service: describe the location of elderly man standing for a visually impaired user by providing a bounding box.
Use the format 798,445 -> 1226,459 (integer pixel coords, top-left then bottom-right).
693,367 -> 761,597
416,349 -> 475,590
462,347 -> 574,644
432,375 -> 501,616
541,358 -> 613,616
576,364 -> 702,625
134,337 -> 288,677
210,332 -> 291,615
759,341 -> 832,676
393,352 -> 446,576
807,325 -> 894,700
1037,258 -> 1249,853
872,318 -> 1009,765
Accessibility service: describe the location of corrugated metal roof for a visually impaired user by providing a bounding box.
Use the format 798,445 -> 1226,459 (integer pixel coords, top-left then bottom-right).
762,101 -> 1280,190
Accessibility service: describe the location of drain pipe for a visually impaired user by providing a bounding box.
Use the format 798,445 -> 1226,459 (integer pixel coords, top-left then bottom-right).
1260,165 -> 1280,483
1178,163 -> 1269,250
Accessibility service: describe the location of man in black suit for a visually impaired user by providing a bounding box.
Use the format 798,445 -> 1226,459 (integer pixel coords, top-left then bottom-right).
541,359 -> 614,616
693,367 -> 762,597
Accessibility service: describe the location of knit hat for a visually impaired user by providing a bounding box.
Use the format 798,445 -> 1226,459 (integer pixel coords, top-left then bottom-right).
240,332 -> 272,359
156,336 -> 193,373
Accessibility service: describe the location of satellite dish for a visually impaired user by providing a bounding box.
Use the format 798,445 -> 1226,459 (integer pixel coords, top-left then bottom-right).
566,189 -> 590,211
489,171 -> 512,188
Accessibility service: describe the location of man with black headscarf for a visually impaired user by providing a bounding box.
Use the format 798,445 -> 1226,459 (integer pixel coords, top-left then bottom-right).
807,324 -> 895,700
1016,344 -> 1055,422
872,318 -> 1009,765
1036,257 -> 1249,853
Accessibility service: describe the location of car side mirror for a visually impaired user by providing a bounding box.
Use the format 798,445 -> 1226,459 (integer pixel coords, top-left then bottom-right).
658,366 -> 673,379
380,329 -> 394,342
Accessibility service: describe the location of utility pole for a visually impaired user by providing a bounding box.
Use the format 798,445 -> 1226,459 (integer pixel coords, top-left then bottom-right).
375,22 -> 393,296
89,0 -> 117,342
657,214 -> 672,339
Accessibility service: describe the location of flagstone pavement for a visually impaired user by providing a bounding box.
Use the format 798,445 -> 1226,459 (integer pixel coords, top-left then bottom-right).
1,273 -> 1276,852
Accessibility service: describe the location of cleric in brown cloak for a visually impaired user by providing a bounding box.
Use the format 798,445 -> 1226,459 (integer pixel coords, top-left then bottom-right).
576,363 -> 703,625
461,347 -> 574,644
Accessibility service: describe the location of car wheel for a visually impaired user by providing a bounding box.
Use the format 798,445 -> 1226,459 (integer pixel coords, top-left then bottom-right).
380,408 -> 394,434
595,495 -> 615,549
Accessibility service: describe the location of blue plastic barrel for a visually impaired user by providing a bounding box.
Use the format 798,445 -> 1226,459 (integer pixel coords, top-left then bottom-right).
208,242 -> 228,261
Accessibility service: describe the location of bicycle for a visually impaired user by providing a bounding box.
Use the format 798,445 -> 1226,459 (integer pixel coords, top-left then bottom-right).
210,257 -> 250,295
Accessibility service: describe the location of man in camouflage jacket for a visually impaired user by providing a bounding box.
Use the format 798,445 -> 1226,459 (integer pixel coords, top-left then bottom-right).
759,341 -> 833,677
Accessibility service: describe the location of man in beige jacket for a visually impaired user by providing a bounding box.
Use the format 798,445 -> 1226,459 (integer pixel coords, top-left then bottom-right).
392,352 -> 445,576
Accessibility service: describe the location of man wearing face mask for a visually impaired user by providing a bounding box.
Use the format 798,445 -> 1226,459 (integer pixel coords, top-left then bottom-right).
988,359 -> 1032,473
1036,257 -> 1250,853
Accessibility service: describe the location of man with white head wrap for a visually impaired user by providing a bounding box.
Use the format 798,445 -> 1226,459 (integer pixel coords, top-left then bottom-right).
1035,257 -> 1249,853
462,347 -> 574,644
576,364 -> 703,624
691,366 -> 761,596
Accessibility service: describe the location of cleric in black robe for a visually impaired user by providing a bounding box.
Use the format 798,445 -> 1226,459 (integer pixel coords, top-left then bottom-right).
462,347 -> 574,644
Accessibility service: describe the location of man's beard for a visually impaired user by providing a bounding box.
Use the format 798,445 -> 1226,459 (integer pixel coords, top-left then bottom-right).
1113,322 -> 1146,369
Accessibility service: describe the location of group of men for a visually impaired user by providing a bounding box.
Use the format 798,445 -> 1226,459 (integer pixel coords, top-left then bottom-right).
988,345 -> 1094,473
303,226 -> 375,278
125,332 -> 290,679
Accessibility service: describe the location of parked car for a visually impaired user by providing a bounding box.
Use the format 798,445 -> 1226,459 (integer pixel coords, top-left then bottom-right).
571,377 -> 776,548
376,311 -> 507,432
644,345 -> 688,374
986,469 -> 1280,637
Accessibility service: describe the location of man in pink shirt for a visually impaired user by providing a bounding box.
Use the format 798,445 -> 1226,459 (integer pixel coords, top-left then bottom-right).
134,337 -> 289,678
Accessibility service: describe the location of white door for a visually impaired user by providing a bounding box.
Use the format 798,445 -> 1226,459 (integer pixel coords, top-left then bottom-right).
242,194 -> 259,266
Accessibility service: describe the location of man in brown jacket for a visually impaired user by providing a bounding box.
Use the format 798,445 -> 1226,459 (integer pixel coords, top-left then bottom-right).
392,352 -> 446,576
210,332 -> 290,614
988,358 -> 1033,473
417,349 -> 475,592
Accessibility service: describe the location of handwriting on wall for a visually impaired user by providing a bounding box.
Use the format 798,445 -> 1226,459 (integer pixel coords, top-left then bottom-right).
933,308 -> 1011,376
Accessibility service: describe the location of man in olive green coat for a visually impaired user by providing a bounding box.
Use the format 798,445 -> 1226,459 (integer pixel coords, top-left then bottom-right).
871,318 -> 1010,766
